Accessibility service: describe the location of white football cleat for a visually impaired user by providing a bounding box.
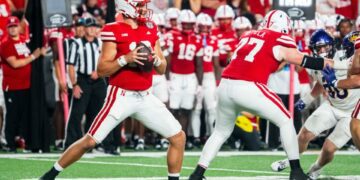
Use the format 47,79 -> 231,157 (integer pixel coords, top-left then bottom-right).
271,159 -> 289,172
307,163 -> 322,180
135,139 -> 145,151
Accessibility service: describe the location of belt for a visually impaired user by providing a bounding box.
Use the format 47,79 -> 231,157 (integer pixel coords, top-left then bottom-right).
117,88 -> 150,97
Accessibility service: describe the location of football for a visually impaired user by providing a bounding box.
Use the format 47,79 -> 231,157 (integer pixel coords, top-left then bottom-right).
136,42 -> 154,72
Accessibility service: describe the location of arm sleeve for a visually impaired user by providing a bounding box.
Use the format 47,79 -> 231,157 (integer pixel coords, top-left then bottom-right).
275,35 -> 297,49
100,25 -> 117,42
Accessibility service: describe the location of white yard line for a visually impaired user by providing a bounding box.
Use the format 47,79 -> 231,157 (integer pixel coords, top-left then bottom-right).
23,175 -> 360,180
16,157 -> 288,175
1,150 -> 359,158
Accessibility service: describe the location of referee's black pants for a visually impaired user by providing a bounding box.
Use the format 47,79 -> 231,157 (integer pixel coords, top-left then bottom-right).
64,74 -> 107,148
4,89 -> 30,151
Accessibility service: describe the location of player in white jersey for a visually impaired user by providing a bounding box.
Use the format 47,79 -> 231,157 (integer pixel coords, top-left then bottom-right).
322,31 -> 360,150
271,30 -> 360,179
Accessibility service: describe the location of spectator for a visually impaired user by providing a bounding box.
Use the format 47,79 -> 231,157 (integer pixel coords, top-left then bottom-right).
197,0 -> 227,17
9,0 -> 27,11
77,0 -> 105,25
246,0 -> 270,17
174,0 -> 201,14
230,112 -> 262,151
148,0 -> 172,14
334,18 -> 353,50
227,0 -> 249,17
0,16 -> 45,152
0,0 -> 12,40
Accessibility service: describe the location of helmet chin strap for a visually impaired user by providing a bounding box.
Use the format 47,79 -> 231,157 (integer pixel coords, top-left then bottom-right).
318,52 -> 328,58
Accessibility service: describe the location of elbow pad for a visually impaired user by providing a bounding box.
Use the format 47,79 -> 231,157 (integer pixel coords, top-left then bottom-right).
300,55 -> 324,70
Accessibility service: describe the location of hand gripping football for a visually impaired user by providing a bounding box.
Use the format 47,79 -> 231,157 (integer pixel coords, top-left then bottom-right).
136,42 -> 154,72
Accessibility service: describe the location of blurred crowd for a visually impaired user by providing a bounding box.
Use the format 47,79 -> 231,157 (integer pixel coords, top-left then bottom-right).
0,0 -> 359,154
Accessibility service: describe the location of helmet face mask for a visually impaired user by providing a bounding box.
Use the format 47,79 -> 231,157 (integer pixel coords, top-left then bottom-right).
198,25 -> 211,35
181,23 -> 195,34
169,19 -> 178,28
313,44 -> 333,58
115,0 -> 152,23
309,29 -> 335,58
218,18 -> 232,31
179,10 -> 196,34
235,27 -> 251,37
342,31 -> 360,58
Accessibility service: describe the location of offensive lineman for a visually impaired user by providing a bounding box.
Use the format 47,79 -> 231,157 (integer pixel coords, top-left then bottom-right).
40,1 -> 185,180
189,10 -> 348,180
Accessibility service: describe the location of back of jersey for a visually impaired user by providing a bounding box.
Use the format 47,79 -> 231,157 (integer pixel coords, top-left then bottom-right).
222,29 -> 297,84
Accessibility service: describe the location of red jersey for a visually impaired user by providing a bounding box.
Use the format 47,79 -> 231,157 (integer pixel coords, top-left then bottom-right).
167,32 -> 202,74
13,0 -> 26,10
197,35 -> 219,73
0,36 -> 32,90
100,21 -> 159,91
247,0 -> 271,16
298,69 -> 310,84
0,0 -> 11,39
335,0 -> 358,19
211,28 -> 237,67
222,29 -> 297,84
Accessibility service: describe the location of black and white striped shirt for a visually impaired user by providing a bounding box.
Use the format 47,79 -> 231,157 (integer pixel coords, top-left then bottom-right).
67,37 -> 102,75
64,37 -> 76,63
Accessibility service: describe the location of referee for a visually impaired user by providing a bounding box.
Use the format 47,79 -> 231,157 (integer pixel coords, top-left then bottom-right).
64,18 -> 107,149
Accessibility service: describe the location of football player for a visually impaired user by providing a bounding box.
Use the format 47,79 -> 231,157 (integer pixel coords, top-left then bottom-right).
189,10 -> 348,180
224,16 -> 253,60
40,1 -> 185,180
212,5 -> 237,68
152,13 -> 171,150
164,7 -> 180,32
166,10 -> 202,145
271,29 -> 360,179
191,13 -> 220,147
322,31 -> 360,150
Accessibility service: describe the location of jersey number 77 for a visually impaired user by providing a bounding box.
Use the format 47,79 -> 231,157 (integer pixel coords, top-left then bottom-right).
231,37 -> 264,62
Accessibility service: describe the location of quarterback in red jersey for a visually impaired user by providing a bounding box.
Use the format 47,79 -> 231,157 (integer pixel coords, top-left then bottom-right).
167,10 -> 202,136
191,13 -> 220,145
189,10 -> 344,180
40,1 -> 185,180
211,5 -> 237,67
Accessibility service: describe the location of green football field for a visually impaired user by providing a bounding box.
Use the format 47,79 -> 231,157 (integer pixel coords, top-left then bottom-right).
1,151 -> 360,180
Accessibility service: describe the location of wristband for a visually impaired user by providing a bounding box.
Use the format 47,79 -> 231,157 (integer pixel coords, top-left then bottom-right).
153,56 -> 162,67
333,79 -> 339,88
117,56 -> 128,67
300,55 -> 324,70
72,83 -> 78,87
